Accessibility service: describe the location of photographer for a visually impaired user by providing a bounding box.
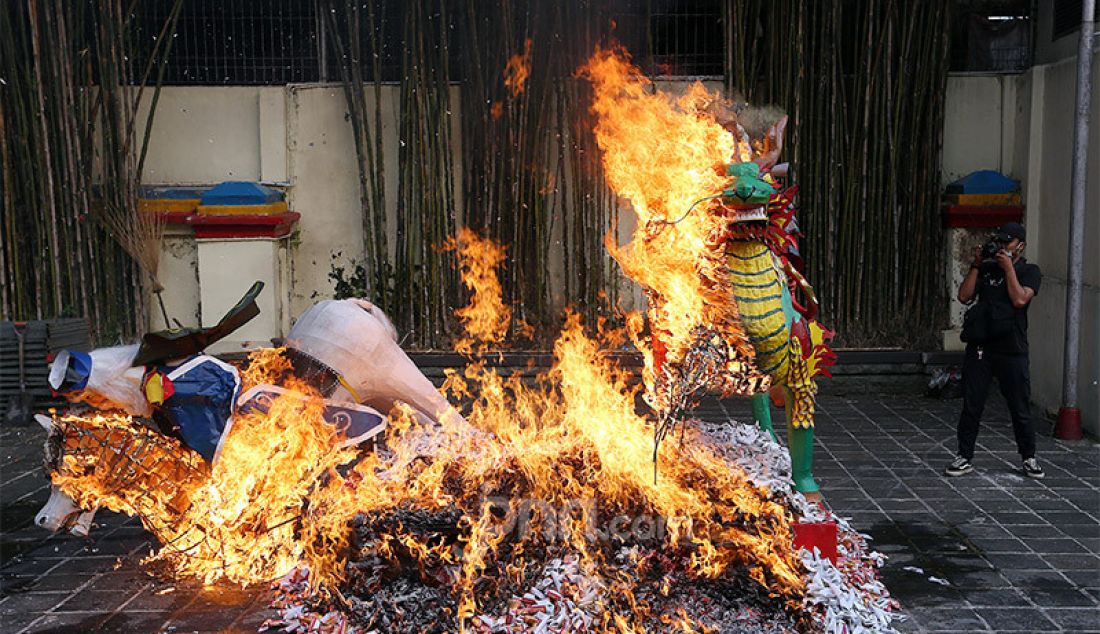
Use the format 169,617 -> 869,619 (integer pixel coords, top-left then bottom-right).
945,222 -> 1044,479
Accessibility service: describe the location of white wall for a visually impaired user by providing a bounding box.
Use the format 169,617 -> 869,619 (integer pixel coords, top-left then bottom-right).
941,74 -> 1031,335
283,84 -> 465,319
943,75 -> 1019,184
941,52 -> 1098,436
154,227 -> 200,329
284,85 -> 368,319
138,87 -> 286,335
137,87 -> 277,185
1027,56 -> 1100,435
135,69 -> 1097,434
139,84 -> 465,330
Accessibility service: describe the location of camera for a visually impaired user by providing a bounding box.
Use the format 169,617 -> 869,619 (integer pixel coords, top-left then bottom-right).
980,238 -> 1005,261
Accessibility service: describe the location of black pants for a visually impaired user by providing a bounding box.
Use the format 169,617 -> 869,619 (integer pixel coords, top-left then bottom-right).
956,345 -> 1035,460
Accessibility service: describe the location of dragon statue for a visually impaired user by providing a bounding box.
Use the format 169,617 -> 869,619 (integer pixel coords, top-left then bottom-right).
714,116 -> 836,495
643,114 -> 835,495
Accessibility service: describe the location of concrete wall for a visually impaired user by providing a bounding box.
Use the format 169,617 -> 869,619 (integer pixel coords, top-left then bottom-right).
283,85 -> 367,319
1025,55 -> 1100,435
136,66 -> 1096,433
155,227 -> 201,329
942,75 -> 1028,185
139,84 -> 465,331
941,74 -> 1032,336
137,87 -> 284,185
281,84 -> 466,320
941,40 -> 1100,435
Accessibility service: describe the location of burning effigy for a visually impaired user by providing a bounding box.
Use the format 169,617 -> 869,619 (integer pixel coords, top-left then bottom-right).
32,46 -> 900,633
580,46 -> 838,497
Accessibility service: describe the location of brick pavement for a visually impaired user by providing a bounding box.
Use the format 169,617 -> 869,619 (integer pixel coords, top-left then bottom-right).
715,393 -> 1100,633
1,392 -> 1097,633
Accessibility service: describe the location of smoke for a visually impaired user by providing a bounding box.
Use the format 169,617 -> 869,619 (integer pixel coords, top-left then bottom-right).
735,103 -> 787,143
703,93 -> 786,144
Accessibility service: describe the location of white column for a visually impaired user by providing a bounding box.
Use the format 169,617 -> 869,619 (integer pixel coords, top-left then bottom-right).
196,237 -> 290,354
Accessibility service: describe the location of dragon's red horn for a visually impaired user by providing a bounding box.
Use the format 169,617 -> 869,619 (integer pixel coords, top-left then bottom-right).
753,115 -> 788,172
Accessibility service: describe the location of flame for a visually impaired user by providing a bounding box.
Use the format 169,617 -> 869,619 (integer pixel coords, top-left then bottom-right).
47,323 -> 805,621
445,227 -> 512,354
503,38 -> 533,98
43,44 -> 814,631
49,379 -> 354,585
49,411 -> 207,529
579,46 -> 762,398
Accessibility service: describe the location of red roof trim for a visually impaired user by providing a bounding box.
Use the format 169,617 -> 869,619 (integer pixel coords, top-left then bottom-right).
159,211 -> 300,238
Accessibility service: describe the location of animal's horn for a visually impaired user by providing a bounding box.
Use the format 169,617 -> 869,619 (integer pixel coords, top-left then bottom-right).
753,115 -> 789,172
69,508 -> 98,538
34,414 -> 53,432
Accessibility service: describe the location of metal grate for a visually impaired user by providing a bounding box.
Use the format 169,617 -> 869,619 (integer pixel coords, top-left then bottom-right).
126,0 -> 731,85
949,0 -> 1032,72
48,416 -> 208,544
1052,0 -> 1083,40
134,0 -> 322,85
321,1 -> 410,83
648,0 -> 725,76
130,0 -> 725,85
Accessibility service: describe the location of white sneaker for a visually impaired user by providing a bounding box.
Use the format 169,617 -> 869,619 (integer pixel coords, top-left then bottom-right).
1022,457 -> 1045,479
945,456 -> 974,477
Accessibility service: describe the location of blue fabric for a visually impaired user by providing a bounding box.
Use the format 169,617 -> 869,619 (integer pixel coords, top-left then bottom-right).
139,185 -> 206,200
156,357 -> 239,462
65,351 -> 93,391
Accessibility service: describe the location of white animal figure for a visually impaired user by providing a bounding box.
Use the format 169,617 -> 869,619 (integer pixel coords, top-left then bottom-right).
35,299 -> 466,537
33,415 -> 97,535
286,299 -> 466,429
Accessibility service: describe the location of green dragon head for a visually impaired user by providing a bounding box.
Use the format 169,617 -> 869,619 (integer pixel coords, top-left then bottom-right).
722,162 -> 775,223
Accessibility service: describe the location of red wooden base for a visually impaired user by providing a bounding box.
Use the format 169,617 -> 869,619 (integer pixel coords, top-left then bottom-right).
792,520 -> 838,563
160,211 -> 300,239
942,204 -> 1024,229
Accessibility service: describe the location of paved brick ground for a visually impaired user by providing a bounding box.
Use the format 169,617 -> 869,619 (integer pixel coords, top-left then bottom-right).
2,392 -> 1097,633
716,393 -> 1100,633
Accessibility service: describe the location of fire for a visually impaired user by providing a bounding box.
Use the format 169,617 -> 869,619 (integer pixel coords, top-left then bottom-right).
48,379 -> 355,585
45,319 -> 805,622
48,411 -> 207,534
503,38 -> 533,98
446,227 -> 513,353
579,45 -> 764,406
315,314 -> 805,622
41,44 -> 823,631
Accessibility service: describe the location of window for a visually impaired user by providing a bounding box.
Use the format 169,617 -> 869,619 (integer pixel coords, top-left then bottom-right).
134,0 -> 322,85
950,0 -> 1032,72
1052,0 -> 1083,40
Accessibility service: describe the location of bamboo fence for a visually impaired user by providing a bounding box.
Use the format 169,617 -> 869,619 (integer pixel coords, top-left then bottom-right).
329,0 -> 951,348
326,1 -> 626,348
4,0 -> 952,349
725,0 -> 952,346
0,0 -> 182,343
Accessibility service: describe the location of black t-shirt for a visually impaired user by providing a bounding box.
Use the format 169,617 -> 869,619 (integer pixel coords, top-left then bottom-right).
973,257 -> 1041,355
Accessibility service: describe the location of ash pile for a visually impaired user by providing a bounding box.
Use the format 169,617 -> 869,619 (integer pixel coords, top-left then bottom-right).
264,422 -> 900,634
